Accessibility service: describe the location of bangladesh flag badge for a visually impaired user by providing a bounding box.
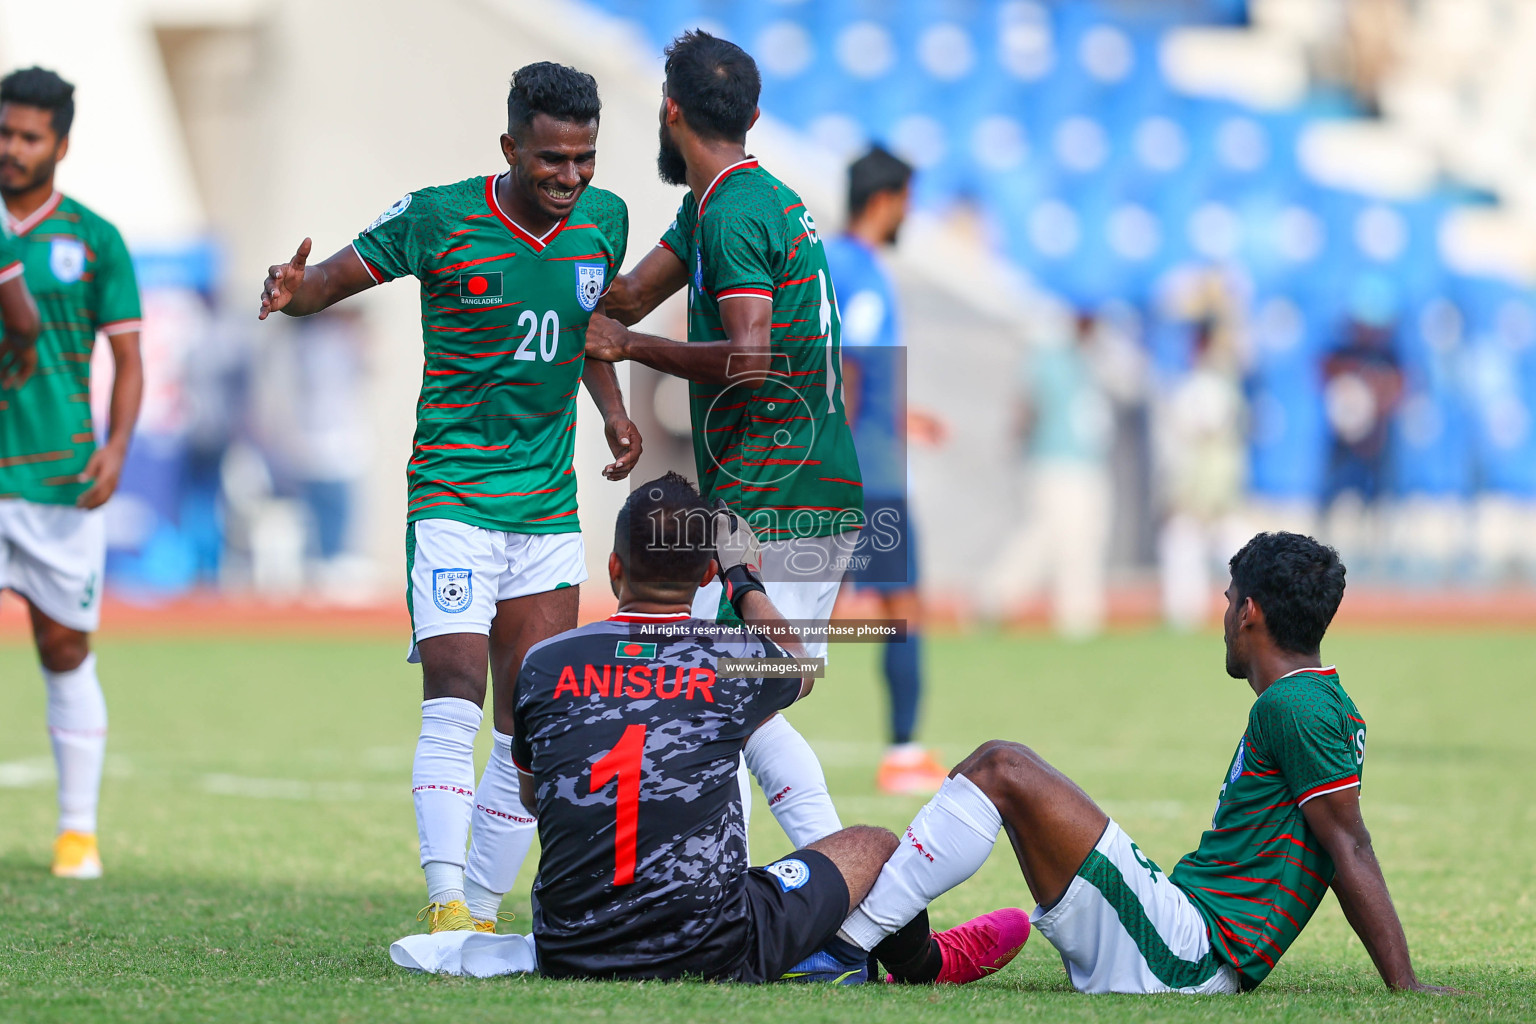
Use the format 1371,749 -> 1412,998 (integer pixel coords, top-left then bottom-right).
615,640 -> 657,660
460,271 -> 504,306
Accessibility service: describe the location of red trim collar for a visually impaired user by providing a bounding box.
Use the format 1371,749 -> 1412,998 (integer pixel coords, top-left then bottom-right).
699,158 -> 759,215
1276,665 -> 1337,681
485,175 -> 566,252
7,190 -> 62,236
608,612 -> 691,623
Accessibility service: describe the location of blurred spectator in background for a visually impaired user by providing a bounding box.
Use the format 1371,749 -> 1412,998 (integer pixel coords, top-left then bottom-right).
987,304 -> 1113,638
1320,292 -> 1403,574
826,146 -> 950,794
1323,311 -> 1403,508
288,308 -> 372,598
1156,318 -> 1249,630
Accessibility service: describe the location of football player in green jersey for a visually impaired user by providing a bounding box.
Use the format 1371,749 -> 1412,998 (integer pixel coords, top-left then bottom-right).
258,63 -> 643,935
0,67 -> 145,881
833,532 -> 1454,994
585,30 -> 857,865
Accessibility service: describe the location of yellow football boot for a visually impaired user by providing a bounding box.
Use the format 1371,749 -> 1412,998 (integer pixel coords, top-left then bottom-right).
474,911 -> 515,934
51,831 -> 103,879
417,899 -> 476,933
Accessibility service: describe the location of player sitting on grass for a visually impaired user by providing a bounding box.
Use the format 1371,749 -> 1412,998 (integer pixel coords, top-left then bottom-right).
830,532 -> 1456,994
393,473 -> 1029,983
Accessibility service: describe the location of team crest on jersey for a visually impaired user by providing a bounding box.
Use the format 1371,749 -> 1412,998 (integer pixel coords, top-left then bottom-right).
366,194 -> 411,233
432,568 -> 472,614
693,246 -> 704,293
49,238 -> 86,284
1229,738 -> 1246,783
764,857 -> 810,892
576,263 -> 604,312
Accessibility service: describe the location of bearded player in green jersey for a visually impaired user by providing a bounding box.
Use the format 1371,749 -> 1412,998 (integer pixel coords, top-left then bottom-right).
0,67 -> 145,882
826,532 -> 1454,994
259,63 -> 642,935
586,31 -> 861,865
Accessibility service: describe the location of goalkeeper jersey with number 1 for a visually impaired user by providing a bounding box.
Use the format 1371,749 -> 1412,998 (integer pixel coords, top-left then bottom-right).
351,176 -> 628,533
659,160 -> 862,541
1170,667 -> 1367,988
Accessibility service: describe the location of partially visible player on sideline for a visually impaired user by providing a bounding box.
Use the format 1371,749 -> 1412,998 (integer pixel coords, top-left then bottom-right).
588,30 -> 856,857
259,63 -> 642,933
835,532 -> 1456,995
503,473 -> 1025,983
0,67 -> 143,880
823,146 -> 949,795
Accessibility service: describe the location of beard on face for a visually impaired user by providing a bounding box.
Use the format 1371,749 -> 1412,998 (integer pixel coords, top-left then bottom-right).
1224,638 -> 1244,679
0,158 -> 46,197
657,122 -> 688,186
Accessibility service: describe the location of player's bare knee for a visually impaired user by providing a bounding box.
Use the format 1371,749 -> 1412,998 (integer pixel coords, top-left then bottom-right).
35,629 -> 89,673
421,665 -> 487,704
953,740 -> 1038,799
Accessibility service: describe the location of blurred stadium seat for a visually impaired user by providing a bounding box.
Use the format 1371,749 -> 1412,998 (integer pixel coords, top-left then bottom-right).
586,0 -> 1535,514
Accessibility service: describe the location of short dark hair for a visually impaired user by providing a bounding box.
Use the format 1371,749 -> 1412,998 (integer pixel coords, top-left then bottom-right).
848,146 -> 913,218
0,66 -> 75,138
615,472 -> 714,596
506,62 -> 600,141
1229,532 -> 1346,654
663,30 -> 760,142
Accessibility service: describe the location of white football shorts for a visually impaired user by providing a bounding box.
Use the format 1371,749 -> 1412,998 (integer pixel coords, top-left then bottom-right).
1030,819 -> 1240,995
406,518 -> 586,662
691,531 -> 858,661
0,499 -> 105,632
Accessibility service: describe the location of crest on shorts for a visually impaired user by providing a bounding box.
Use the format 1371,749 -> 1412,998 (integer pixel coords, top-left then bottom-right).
1229,738 -> 1246,783
432,568 -> 472,614
49,238 -> 86,284
764,857 -> 810,892
576,263 -> 604,312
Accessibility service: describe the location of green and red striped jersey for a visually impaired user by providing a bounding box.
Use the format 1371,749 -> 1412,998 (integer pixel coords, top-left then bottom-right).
1170,667 -> 1367,988
352,176 -> 627,533
0,192 -> 141,505
659,160 -> 862,541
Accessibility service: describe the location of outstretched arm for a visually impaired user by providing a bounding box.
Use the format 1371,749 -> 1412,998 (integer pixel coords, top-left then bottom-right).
586,294 -> 772,388
602,245 -> 689,326
258,238 -> 378,320
1302,788 -> 1456,993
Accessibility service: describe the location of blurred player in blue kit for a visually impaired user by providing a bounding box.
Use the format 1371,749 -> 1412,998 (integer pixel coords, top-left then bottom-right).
824,147 -> 948,794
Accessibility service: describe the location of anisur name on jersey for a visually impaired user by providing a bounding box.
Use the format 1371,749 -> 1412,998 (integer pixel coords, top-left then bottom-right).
552,663 -> 717,703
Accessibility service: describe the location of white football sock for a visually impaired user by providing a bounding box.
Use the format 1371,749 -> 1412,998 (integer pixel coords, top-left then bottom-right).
414,697 -> 482,903
736,756 -> 754,857
743,713 -> 842,849
464,730 -> 537,920
44,653 -> 107,834
839,773 -> 1002,950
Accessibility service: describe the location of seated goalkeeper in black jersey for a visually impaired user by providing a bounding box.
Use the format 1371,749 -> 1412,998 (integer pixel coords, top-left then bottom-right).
508,472 -> 1028,983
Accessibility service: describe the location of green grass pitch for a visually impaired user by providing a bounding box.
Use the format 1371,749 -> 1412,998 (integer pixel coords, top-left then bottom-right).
1,625 -> 1532,1022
